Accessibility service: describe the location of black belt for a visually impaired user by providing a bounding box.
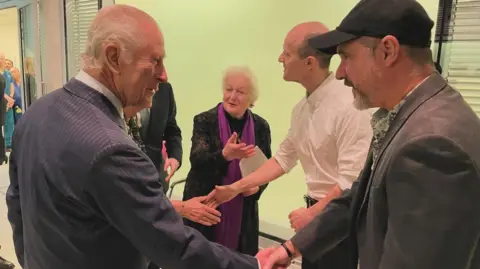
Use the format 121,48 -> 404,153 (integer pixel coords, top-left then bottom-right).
304,195 -> 318,208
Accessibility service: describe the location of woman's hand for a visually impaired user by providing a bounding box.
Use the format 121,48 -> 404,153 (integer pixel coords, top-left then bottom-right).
180,196 -> 222,226
222,132 -> 256,161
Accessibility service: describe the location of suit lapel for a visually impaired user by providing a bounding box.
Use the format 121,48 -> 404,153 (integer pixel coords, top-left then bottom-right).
357,73 -> 448,216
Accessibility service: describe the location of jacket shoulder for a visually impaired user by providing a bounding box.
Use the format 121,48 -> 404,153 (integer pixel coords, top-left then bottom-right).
252,112 -> 270,130
193,106 -> 218,123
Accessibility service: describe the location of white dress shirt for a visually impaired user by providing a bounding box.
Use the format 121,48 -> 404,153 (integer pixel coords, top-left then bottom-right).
274,73 -> 373,200
75,70 -> 124,120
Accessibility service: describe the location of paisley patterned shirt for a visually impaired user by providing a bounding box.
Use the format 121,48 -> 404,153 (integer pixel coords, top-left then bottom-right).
126,115 -> 146,153
370,100 -> 406,168
370,75 -> 432,168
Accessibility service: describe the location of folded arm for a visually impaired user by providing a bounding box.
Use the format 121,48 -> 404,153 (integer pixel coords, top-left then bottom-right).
379,135 -> 480,269
87,145 -> 258,269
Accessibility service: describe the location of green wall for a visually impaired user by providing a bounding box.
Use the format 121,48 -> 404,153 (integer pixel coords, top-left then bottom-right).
116,0 -> 440,238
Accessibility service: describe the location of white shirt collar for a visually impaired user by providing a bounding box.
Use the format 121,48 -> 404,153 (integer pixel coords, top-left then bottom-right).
75,70 -> 124,119
306,72 -> 336,110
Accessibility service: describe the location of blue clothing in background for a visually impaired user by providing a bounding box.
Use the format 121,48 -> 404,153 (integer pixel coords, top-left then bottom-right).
2,70 -> 14,148
13,80 -> 23,123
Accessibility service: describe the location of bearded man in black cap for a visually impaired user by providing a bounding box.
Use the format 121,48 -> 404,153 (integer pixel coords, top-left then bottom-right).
255,0 -> 480,269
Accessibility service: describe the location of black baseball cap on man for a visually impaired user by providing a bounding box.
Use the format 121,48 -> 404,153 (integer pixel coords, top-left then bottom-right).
309,0 -> 434,54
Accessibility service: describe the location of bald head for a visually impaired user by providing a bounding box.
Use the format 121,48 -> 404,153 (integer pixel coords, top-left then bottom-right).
83,4 -> 162,69
282,22 -> 332,69
286,22 -> 330,47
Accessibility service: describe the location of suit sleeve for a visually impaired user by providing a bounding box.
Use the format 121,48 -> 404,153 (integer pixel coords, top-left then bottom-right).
86,145 -> 258,269
189,115 -> 230,174
163,84 -> 183,167
6,146 -> 25,267
379,135 -> 480,269
290,180 -> 358,262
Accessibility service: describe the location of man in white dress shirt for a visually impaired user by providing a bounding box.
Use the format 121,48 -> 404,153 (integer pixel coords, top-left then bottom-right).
207,22 -> 372,269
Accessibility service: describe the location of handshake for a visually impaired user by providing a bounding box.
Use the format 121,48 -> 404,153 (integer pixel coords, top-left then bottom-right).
255,241 -> 299,269
180,183 -> 259,226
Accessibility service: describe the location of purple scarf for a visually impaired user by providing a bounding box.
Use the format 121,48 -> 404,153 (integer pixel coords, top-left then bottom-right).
214,103 -> 255,250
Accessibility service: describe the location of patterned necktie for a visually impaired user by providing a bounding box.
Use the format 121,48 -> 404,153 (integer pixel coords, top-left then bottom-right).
127,115 -> 146,153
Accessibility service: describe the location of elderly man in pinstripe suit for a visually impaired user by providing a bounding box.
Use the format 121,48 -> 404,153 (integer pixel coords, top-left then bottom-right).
6,4 -> 274,269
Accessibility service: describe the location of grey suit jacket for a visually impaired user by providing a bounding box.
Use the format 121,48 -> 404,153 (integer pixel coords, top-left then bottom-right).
292,73 -> 480,269
6,79 -> 258,269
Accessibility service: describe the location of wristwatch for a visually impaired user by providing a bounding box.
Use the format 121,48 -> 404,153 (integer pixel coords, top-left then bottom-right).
280,242 -> 294,260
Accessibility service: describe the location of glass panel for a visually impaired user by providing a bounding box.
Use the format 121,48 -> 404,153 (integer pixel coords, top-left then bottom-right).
19,3 -> 39,107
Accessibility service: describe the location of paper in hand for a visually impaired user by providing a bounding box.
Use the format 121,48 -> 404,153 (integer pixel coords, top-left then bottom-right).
239,146 -> 268,177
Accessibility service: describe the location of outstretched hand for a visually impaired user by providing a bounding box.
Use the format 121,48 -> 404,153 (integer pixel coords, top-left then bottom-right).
180,196 -> 222,226
205,184 -> 240,208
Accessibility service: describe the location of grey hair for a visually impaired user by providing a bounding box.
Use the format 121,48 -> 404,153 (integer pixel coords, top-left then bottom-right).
223,66 -> 259,108
82,6 -> 146,69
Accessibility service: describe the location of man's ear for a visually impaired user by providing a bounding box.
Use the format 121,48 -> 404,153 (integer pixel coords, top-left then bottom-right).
104,44 -> 121,74
306,56 -> 316,69
379,35 -> 401,67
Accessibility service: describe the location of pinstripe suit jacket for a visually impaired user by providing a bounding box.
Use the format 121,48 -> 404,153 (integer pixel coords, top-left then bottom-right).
6,79 -> 258,269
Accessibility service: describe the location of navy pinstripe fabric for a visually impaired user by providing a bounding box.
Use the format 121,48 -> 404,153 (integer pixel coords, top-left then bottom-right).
6,79 -> 259,269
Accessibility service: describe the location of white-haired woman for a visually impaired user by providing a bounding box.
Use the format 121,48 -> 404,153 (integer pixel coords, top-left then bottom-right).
182,66 -> 272,255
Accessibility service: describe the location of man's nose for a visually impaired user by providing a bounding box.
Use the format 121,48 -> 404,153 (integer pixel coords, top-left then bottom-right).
157,67 -> 168,83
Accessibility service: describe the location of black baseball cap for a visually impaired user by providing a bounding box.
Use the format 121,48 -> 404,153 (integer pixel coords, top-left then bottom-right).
309,0 -> 434,54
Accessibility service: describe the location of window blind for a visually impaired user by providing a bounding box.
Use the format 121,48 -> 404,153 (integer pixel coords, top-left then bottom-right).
64,0 -> 101,79
438,0 -> 480,116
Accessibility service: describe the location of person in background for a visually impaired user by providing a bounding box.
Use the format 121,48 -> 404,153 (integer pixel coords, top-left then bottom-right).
10,68 -> 23,124
6,4 -> 270,269
0,53 -> 14,152
0,72 -> 5,164
182,66 -> 272,256
0,68 -> 14,269
258,0 -> 480,268
125,68 -> 182,194
23,57 -> 36,106
5,59 -> 13,71
207,22 -> 372,269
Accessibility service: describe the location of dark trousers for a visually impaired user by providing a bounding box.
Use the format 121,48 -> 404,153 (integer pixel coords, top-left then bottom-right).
0,126 -> 6,164
302,196 -> 352,269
